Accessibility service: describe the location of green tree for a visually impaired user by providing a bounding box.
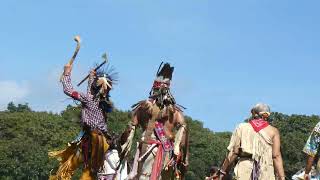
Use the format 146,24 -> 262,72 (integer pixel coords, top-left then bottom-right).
16,103 -> 32,112
0,103 -> 318,179
6,102 -> 32,113
7,102 -> 16,112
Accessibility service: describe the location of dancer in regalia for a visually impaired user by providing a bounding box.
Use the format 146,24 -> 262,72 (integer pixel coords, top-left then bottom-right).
124,62 -> 189,180
49,38 -> 118,180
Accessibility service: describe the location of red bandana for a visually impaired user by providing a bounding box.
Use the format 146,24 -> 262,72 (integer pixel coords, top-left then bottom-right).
249,118 -> 269,132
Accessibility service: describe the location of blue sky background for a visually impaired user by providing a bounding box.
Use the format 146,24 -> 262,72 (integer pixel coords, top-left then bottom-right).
1,0 -> 320,132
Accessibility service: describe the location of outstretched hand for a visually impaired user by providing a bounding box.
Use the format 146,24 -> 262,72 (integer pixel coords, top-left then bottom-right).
89,69 -> 96,78
63,63 -> 73,75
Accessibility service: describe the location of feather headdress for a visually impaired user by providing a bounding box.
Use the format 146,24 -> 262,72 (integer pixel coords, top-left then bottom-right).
152,62 -> 174,89
148,62 -> 179,109
91,62 -> 119,113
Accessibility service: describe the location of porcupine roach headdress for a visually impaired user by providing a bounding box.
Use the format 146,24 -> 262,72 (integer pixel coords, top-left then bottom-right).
91,63 -> 118,113
149,62 -> 176,108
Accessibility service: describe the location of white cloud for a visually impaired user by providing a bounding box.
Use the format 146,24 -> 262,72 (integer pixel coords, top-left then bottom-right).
0,81 -> 29,110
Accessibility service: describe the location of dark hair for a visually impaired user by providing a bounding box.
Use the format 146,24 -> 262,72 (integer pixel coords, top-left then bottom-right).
90,75 -> 114,113
209,166 -> 218,175
99,99 -> 113,113
109,135 -> 122,154
90,75 -> 112,97
90,80 -> 100,97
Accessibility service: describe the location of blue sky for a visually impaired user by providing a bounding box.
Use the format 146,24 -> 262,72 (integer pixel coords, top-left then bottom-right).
1,0 -> 320,131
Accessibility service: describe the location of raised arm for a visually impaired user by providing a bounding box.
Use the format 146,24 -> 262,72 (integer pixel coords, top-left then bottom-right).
87,70 -> 95,94
272,128 -> 285,180
61,64 -> 89,103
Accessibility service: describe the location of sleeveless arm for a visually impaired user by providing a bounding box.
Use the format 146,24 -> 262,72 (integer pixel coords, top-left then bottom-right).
174,110 -> 187,156
272,128 -> 285,180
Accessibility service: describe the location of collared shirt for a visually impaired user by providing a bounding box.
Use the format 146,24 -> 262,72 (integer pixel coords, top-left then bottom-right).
303,122 -> 320,157
61,74 -> 107,132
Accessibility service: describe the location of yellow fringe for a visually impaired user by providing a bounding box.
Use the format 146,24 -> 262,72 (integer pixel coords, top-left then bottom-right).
48,131 -> 109,180
48,144 -> 82,180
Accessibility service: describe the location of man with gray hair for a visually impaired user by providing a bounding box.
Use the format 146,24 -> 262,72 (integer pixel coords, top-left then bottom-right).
211,103 -> 285,180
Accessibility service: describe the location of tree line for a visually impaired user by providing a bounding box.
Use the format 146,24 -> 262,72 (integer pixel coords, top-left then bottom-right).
0,102 -> 318,179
